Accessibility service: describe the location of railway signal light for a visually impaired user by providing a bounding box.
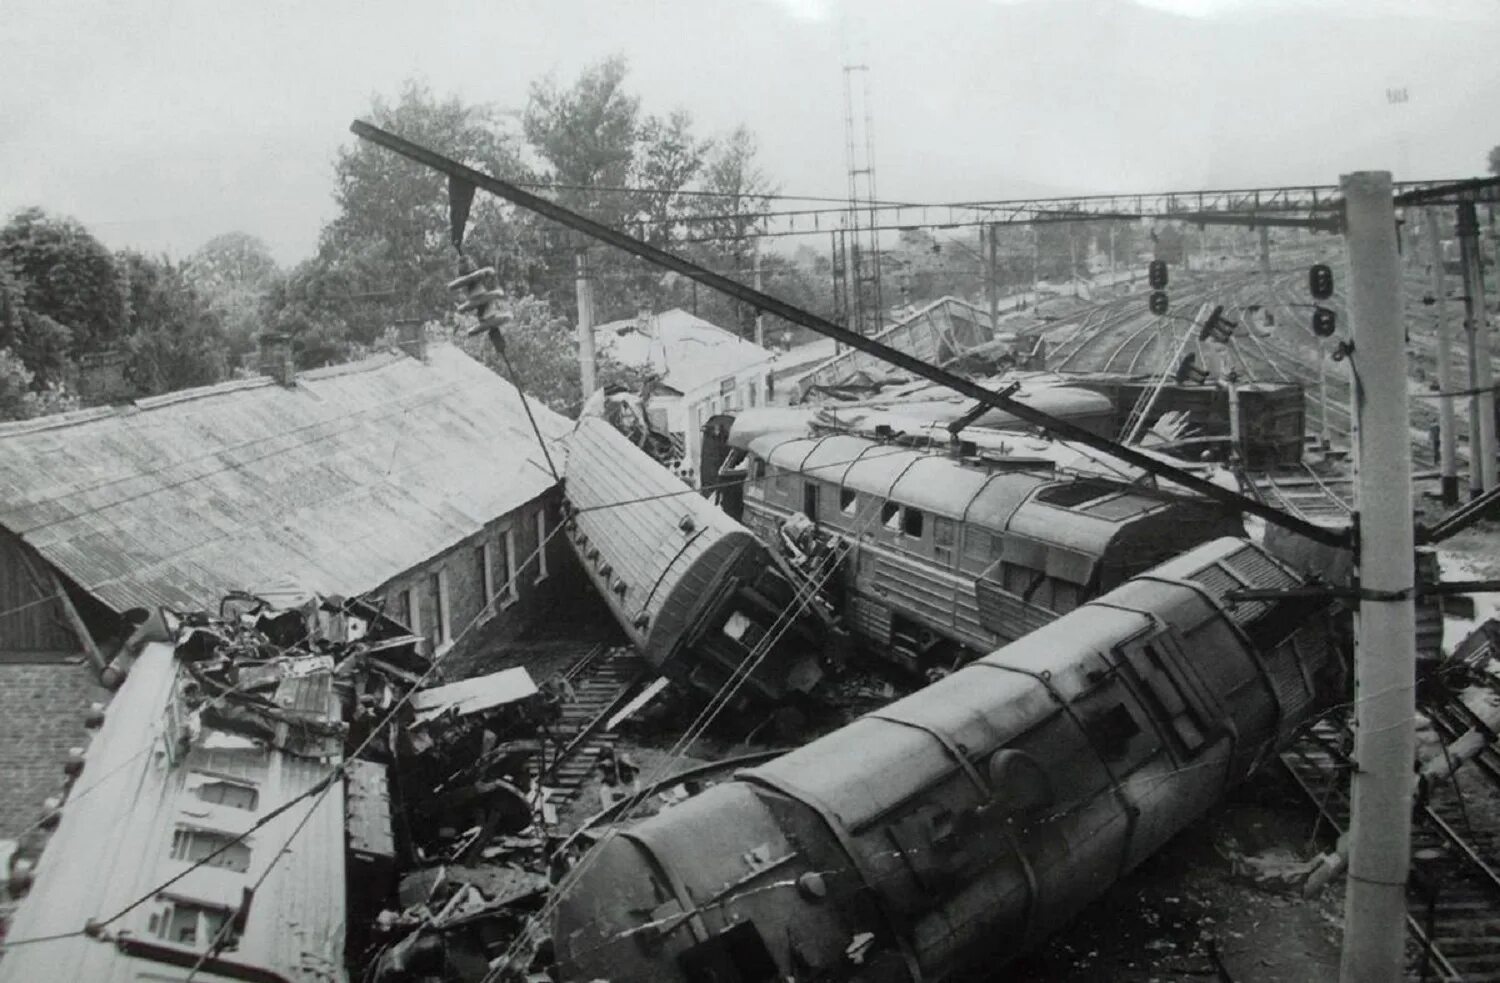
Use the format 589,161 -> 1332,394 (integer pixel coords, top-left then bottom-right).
1309,263 -> 1334,300
1149,290 -> 1169,315
1199,305 -> 1238,343
1312,306 -> 1337,338
1148,259 -> 1169,290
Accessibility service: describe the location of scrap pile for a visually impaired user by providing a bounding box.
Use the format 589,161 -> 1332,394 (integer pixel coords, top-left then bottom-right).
165,590 -> 578,982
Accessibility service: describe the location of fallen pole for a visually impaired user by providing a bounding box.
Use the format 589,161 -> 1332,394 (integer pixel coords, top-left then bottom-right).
350,119 -> 1350,549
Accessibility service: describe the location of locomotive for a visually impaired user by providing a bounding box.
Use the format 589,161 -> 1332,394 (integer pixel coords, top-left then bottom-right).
713,409 -> 1243,674
561,408 -> 833,705
553,536 -> 1348,982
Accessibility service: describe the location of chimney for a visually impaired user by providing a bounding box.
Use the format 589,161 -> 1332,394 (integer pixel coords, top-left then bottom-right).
257,333 -> 296,387
75,350 -> 132,404
394,319 -> 427,361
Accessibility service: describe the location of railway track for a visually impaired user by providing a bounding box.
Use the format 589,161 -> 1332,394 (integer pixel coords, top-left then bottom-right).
532,644 -> 649,805
1251,463 -> 1354,524
1282,704 -> 1500,981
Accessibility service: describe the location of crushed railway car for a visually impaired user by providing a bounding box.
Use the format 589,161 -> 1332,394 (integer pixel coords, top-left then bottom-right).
561,413 -> 832,705
720,417 -> 1242,674
553,536 -> 1349,983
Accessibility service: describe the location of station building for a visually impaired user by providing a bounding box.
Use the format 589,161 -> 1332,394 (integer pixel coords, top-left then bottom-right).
594,308 -> 775,482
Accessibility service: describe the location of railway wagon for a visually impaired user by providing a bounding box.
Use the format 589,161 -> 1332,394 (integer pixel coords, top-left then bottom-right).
1063,375 -> 1306,466
553,537 -> 1348,983
726,422 -> 1242,673
562,415 -> 828,704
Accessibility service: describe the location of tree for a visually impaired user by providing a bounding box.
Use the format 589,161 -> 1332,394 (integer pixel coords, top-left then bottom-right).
117,251 -> 230,395
185,232 -> 279,358
311,80 -> 535,345
0,208 -> 126,360
524,56 -> 642,229
0,347 -> 76,422
0,259 -> 73,385
1489,144 -> 1500,177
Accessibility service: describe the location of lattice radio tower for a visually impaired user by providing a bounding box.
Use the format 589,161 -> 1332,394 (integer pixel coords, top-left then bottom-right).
841,63 -> 883,336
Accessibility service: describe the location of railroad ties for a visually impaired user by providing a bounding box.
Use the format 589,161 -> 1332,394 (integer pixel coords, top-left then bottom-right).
532,645 -> 649,808
1251,462 -> 1354,526
1282,702 -> 1500,981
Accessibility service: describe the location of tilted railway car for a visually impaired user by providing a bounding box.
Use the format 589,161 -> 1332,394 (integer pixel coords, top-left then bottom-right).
562,414 -> 830,704
553,536 -> 1348,983
724,420 -> 1242,674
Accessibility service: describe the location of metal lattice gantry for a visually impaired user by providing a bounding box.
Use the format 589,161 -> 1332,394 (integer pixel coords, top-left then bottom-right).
660,176 -> 1500,243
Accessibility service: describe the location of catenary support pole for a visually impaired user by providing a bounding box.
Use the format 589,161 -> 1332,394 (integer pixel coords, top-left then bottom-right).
1427,209 -> 1459,505
1457,201 -> 1496,495
575,249 -> 597,396
753,239 -> 766,348
987,223 -> 999,331
1339,170 -> 1417,983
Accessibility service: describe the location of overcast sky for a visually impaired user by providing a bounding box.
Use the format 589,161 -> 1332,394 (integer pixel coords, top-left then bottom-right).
3,0 -> 1497,265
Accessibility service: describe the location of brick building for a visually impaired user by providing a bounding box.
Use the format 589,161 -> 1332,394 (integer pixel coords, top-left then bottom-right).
0,339 -> 573,840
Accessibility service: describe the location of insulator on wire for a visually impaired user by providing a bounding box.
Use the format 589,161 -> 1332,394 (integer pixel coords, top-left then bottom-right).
446,257 -> 513,337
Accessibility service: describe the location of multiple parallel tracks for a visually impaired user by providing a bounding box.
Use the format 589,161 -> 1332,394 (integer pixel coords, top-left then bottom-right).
1283,703 -> 1500,981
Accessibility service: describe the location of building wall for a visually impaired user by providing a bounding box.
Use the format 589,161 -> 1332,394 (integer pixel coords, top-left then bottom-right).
0,531 -> 85,661
0,662 -> 107,840
371,487 -> 574,673
676,363 -> 774,485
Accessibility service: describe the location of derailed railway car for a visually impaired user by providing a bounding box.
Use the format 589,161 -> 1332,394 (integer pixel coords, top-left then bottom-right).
562,414 -> 830,704
553,537 -> 1348,983
727,423 -> 1242,673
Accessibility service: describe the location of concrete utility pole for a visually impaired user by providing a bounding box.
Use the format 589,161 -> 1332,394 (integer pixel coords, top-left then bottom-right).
1258,226 -> 1272,278
1339,171 -> 1417,983
1426,208 -> 1459,505
1457,201 -> 1497,495
753,239 -> 766,349
987,223 -> 999,330
575,249 -> 597,396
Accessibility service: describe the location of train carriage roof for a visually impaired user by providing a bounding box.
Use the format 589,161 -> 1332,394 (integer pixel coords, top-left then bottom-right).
799,433 -> 887,486
888,455 -> 995,518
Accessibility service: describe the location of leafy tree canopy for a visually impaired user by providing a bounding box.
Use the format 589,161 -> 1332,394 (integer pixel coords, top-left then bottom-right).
0,207 -> 126,356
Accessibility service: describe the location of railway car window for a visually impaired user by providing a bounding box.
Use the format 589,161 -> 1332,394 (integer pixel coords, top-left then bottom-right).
803,481 -> 819,519
1082,703 -> 1143,763
171,827 -> 251,873
497,530 -> 517,607
1121,643 -> 1209,756
902,508 -> 925,538
933,516 -> 955,565
840,487 -> 858,515
150,899 -> 237,949
192,779 -> 258,811
1073,680 -> 1161,775
881,501 -> 901,530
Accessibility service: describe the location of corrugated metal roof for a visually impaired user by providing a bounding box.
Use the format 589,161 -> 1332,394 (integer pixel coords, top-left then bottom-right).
594,308 -> 772,395
0,345 -> 570,613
